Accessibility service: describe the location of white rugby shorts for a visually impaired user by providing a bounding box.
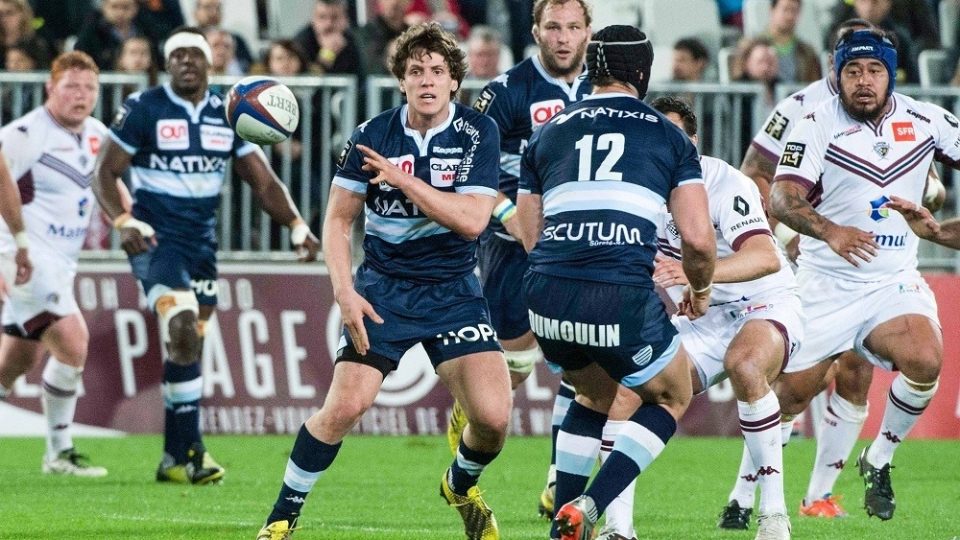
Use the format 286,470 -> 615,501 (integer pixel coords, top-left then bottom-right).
784,269 -> 939,373
676,290 -> 804,391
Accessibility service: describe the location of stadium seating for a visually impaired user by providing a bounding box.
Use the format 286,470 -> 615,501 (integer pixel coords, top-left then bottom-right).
641,0 -> 722,60
918,49 -> 951,87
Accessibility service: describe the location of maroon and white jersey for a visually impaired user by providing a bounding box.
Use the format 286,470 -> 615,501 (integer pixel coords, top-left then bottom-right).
751,77 -> 838,163
0,106 -> 107,271
658,155 -> 795,305
774,93 -> 960,282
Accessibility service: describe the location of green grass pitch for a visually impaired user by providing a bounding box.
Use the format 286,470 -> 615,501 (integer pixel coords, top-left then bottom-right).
1,435 -> 958,539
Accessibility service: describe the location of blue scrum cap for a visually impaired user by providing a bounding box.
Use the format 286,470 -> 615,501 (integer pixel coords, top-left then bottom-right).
834,29 -> 897,95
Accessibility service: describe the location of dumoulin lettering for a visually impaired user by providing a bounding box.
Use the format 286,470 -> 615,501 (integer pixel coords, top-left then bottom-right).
528,312 -> 620,347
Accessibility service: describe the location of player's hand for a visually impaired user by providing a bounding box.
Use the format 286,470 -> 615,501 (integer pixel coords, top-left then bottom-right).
823,223 -> 878,267
652,254 -> 688,288
785,234 -> 801,263
357,144 -> 413,190
293,231 -> 320,262
115,214 -> 157,255
337,288 -> 384,356
678,284 -> 710,320
884,195 -> 941,240
501,214 -> 526,243
13,247 -> 31,285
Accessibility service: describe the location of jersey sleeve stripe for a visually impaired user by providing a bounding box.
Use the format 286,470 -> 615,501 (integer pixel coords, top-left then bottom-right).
731,229 -> 773,251
771,173 -> 815,191
235,142 -> 258,157
108,130 -> 137,155
332,175 -> 368,194
454,185 -> 497,196
750,140 -> 780,163
499,151 -> 521,177
677,177 -> 705,186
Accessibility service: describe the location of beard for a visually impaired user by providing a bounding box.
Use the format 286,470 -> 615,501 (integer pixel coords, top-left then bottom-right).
840,89 -> 889,123
540,42 -> 587,79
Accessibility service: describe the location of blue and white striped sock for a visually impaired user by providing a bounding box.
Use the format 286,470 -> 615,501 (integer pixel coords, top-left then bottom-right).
162,360 -> 202,462
552,400 -> 606,538
268,424 -> 342,524
448,439 -> 500,495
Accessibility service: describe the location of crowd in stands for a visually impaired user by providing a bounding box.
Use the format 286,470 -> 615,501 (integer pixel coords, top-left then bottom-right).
0,0 -> 959,250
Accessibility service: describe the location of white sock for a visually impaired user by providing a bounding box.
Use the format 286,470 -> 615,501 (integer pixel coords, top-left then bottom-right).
738,391 -> 785,515
41,357 -> 82,458
600,420 -> 634,538
805,392 -> 867,502
780,419 -> 794,446
866,374 -> 937,467
727,440 -> 757,508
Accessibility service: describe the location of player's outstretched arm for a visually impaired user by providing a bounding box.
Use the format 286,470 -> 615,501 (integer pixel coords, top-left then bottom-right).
770,179 -> 878,267
93,137 -> 155,255
356,144 -> 494,240
322,186 -> 382,355
234,148 -> 319,261
0,151 -> 31,284
654,233 -> 779,288
515,192 -> 543,253
884,195 -> 960,249
669,183 -> 716,319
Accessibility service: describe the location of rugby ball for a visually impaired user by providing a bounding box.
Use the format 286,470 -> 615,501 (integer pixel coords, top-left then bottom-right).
225,76 -> 299,145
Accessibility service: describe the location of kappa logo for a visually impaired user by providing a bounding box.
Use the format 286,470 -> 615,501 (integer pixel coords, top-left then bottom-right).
779,142 -> 805,167
285,495 -> 306,504
945,113 -> 960,128
892,122 -> 915,142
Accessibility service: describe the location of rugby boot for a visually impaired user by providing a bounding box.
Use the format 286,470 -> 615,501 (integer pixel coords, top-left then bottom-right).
717,499 -> 752,529
42,448 -> 108,477
440,469 -> 500,540
857,446 -> 895,520
554,495 -> 598,540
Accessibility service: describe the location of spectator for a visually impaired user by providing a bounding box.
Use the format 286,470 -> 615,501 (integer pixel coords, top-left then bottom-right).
762,0 -> 821,83
359,0 -> 411,74
205,27 -> 244,76
672,37 -> 710,81
293,0 -> 364,76
732,37 -> 779,156
192,0 -> 253,71
135,0 -> 185,46
829,0 -> 939,53
406,0 -> 469,37
0,0 -> 51,68
829,0 -> 920,82
32,0 -> 94,53
115,35 -> 157,84
4,40 -> 43,70
465,25 -> 502,79
74,0 -> 148,70
717,0 -> 744,27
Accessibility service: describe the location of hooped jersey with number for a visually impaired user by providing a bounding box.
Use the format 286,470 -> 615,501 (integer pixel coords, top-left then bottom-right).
773,93 -> 960,281
519,92 -> 703,288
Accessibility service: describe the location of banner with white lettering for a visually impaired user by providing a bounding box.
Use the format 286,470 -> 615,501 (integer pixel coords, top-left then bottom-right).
3,265 -> 959,438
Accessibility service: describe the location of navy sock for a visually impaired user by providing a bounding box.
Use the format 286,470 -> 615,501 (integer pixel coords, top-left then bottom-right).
585,404 -> 676,514
268,424 -> 342,525
551,401 -> 606,538
162,360 -> 202,462
448,439 -> 500,495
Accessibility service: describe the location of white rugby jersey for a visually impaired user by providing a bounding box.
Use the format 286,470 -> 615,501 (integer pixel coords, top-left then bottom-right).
751,77 -> 838,162
774,93 -> 960,282
658,155 -> 795,305
0,106 -> 106,270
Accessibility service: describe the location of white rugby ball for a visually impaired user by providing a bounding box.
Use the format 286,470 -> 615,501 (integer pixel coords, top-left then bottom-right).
225,76 -> 299,145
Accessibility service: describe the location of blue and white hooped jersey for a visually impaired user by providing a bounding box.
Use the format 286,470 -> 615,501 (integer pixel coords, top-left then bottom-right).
333,102 -> 500,283
473,55 -> 590,211
109,83 -> 257,242
519,92 -> 703,288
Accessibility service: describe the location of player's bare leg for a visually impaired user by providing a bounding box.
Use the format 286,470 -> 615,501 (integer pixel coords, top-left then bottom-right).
857,314 -> 942,520
801,351 -> 872,518
438,351 -> 511,540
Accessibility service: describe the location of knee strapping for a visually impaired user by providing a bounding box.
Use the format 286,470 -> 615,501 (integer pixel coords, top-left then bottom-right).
828,392 -> 868,423
504,346 -> 542,375
899,373 -> 939,393
155,291 -> 199,344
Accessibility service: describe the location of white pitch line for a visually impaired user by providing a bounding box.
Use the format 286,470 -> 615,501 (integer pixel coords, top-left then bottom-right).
98,513 -> 437,534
